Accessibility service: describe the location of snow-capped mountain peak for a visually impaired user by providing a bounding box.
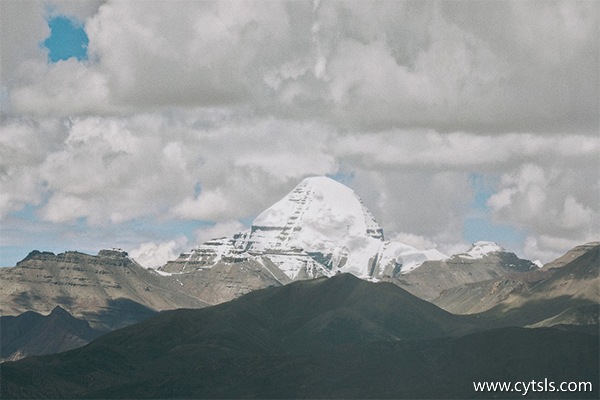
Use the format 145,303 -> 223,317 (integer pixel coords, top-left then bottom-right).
163,176 -> 447,280
461,241 -> 505,259
249,176 -> 383,252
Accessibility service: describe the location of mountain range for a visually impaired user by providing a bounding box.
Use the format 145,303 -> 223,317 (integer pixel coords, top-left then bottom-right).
160,177 -> 539,304
1,177 -> 550,321
434,242 -> 600,327
0,176 -> 598,398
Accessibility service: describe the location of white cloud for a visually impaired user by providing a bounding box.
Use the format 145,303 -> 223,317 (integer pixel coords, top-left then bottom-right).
11,59 -> 110,116
3,1 -> 596,133
0,0 -> 49,90
2,111 -> 597,264
84,0 -> 291,108
560,195 -> 594,230
1,1 -> 598,266
33,116 -> 197,224
1,115 -> 338,225
194,221 -> 246,245
129,236 -> 188,269
387,232 -> 439,251
487,162 -> 599,261
47,0 -> 104,22
172,188 -> 232,221
325,9 -> 507,128
0,118 -> 67,218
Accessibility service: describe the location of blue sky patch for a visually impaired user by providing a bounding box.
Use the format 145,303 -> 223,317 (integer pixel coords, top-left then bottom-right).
43,16 -> 88,62
326,171 -> 355,186
463,173 -> 525,250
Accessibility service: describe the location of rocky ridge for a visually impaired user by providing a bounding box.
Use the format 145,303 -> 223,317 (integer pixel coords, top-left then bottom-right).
0,306 -> 103,362
433,242 -> 600,320
384,241 -> 539,300
0,249 -> 206,330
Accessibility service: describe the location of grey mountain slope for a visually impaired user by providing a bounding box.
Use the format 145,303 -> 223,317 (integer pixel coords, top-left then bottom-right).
0,249 -> 207,330
431,274 -> 543,315
173,257 -> 291,305
542,242 -> 600,270
388,249 -> 537,300
0,306 -> 104,362
528,304 -> 600,328
433,243 -> 600,325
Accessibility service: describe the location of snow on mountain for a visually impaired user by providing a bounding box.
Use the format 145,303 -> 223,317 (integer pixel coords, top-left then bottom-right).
163,176 -> 447,280
244,176 -> 386,277
376,241 -> 448,275
251,176 -> 384,246
459,241 -> 505,259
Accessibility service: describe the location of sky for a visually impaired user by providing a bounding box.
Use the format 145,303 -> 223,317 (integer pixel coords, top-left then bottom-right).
0,0 -> 598,268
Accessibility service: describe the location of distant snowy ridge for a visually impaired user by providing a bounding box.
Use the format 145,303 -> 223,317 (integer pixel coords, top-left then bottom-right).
459,241 -> 505,259
162,176 -> 447,280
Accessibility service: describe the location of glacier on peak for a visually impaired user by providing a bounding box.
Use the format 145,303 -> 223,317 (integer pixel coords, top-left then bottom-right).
162,176 -> 447,280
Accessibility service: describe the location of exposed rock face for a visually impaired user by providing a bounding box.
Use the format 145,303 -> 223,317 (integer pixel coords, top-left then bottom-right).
162,237 -> 251,273
0,249 -> 206,330
174,257 -> 291,305
429,274 -> 544,315
0,306 -> 104,362
388,242 -> 538,300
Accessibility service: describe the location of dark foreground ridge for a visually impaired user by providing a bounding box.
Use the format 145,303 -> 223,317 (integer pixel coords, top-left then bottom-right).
1,274 -> 598,399
0,306 -> 104,362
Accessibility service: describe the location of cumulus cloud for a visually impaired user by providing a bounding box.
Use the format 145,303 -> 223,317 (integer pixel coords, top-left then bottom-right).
0,117 -> 68,218
0,0 -> 49,92
11,59 -> 110,116
46,0 -> 104,22
129,236 -> 189,269
488,162 -> 599,260
2,114 -> 337,225
1,111 -> 598,263
4,0 -> 597,132
84,0 -> 293,108
1,0 -> 598,265
37,116 -> 198,224
194,221 -> 247,244
387,232 -> 440,252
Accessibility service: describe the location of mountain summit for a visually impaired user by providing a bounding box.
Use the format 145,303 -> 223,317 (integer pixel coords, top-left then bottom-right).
250,176 -> 384,251
460,241 -> 504,259
162,176 -> 446,280
245,176 -> 386,277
